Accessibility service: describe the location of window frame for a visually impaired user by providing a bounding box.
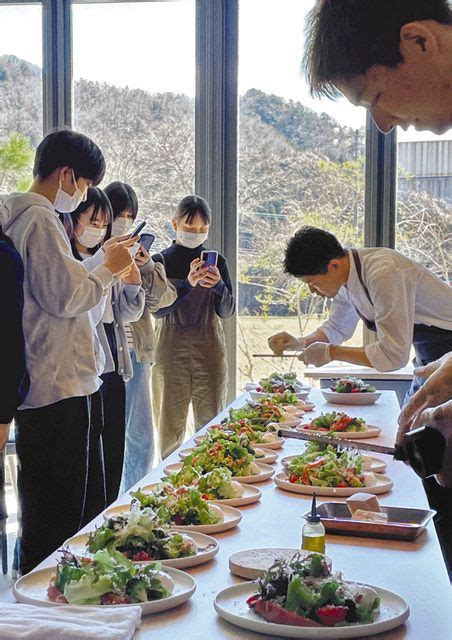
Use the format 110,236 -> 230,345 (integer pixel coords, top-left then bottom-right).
1,0 -> 398,390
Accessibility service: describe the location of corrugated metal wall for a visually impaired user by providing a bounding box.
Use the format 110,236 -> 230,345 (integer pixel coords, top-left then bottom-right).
398,140 -> 452,202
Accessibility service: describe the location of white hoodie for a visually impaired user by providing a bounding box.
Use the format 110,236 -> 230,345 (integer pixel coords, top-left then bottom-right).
0,192 -> 114,409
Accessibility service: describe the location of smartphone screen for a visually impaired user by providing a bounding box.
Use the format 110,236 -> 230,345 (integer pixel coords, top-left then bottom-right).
140,233 -> 155,253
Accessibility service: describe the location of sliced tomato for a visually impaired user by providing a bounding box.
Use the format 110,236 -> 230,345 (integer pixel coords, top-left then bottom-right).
249,598 -> 321,627
315,605 -> 348,626
351,388 -> 361,393
201,493 -> 211,500
331,417 -> 353,432
101,593 -> 131,605
47,584 -> 68,603
132,550 -> 153,562
337,481 -> 349,488
288,474 -> 299,483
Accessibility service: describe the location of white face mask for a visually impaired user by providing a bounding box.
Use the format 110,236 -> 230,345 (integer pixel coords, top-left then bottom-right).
176,229 -> 208,249
76,224 -> 106,249
112,218 -> 134,237
55,170 -> 85,214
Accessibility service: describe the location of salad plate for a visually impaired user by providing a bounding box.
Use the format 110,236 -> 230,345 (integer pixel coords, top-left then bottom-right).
322,389 -> 382,406
65,530 -> 219,569
14,564 -> 196,616
250,389 -> 310,402
281,454 -> 387,474
179,445 -> 278,465
143,481 -> 262,508
296,412 -> 381,439
275,471 -> 393,496
194,433 -> 284,450
214,581 -> 409,638
103,502 -> 242,534
163,461 -> 275,484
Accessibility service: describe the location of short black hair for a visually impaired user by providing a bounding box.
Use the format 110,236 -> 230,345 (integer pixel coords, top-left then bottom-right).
104,181 -> 139,221
284,226 -> 347,276
303,0 -> 452,98
63,187 -> 112,256
33,130 -> 105,184
174,195 -> 212,225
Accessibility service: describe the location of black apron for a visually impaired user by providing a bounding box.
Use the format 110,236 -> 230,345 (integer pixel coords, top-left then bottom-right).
350,249 -> 452,401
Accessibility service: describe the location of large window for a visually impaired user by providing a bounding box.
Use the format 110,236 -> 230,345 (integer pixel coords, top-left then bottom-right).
237,0 -> 366,389
396,127 -> 451,283
0,3 -> 42,193
72,0 -> 196,252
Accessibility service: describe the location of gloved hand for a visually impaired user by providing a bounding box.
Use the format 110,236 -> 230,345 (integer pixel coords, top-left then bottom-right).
419,400 -> 452,489
298,342 -> 332,367
268,332 -> 305,356
397,352 -> 452,445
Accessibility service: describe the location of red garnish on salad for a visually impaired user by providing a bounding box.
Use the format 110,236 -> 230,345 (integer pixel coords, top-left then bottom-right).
132,551 -> 153,562
249,599 -> 322,627
47,584 -> 68,604
315,605 -> 348,626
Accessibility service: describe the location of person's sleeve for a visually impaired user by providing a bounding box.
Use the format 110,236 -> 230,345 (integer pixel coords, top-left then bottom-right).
82,251 -> 109,327
0,248 -> 28,422
212,256 -> 236,319
364,263 -> 416,371
319,287 -> 359,344
116,284 -> 146,323
27,212 -> 113,318
139,259 -> 177,312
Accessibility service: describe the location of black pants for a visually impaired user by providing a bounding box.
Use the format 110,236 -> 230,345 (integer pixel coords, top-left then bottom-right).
15,392 -> 105,575
100,370 -> 126,505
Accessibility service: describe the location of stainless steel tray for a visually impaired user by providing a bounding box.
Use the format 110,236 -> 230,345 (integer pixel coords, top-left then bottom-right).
302,502 -> 436,541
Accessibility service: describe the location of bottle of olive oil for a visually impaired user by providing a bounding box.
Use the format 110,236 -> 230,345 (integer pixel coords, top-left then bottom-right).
302,493 -> 325,554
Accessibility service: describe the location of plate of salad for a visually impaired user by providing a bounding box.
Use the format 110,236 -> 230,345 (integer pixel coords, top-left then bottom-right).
274,443 -> 392,496
226,400 -> 302,428
179,445 -> 278,465
298,412 -> 381,439
105,485 -> 242,534
164,461 -> 275,485
14,550 -> 196,615
195,427 -> 284,450
214,553 -> 409,637
65,507 -> 219,569
249,372 -> 310,401
322,379 -> 381,406
146,467 -> 262,507
282,448 -> 387,475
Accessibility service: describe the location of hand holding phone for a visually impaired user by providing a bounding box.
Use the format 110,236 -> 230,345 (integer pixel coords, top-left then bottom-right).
130,220 -> 147,239
139,233 -> 155,253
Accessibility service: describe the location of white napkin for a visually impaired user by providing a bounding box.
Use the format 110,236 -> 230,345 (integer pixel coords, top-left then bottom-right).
0,603 -> 141,639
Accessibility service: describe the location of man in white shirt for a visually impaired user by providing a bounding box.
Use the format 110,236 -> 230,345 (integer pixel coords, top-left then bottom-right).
269,226 -> 452,397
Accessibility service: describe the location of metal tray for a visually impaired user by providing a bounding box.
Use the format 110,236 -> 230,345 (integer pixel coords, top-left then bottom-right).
303,502 -> 436,541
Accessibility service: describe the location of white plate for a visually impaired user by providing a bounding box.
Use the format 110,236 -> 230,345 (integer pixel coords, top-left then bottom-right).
214,581 -> 409,638
229,548 -> 331,580
322,390 -> 382,405
64,530 -> 219,569
249,389 -> 310,401
282,454 -> 387,475
178,446 -> 278,465
14,566 -> 196,616
296,424 -> 381,439
142,481 -> 262,508
103,503 -> 242,534
194,433 -> 285,450
163,461 -> 275,484
274,472 -> 393,496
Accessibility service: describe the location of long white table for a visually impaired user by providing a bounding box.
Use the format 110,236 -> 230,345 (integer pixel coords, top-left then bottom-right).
11,390 -> 452,638
306,363 -> 414,381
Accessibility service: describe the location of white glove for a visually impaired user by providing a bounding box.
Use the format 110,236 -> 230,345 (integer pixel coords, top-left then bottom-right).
268,332 -> 305,356
299,342 -> 332,367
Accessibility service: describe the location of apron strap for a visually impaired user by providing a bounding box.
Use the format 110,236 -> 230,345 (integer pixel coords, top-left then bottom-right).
349,248 -> 376,332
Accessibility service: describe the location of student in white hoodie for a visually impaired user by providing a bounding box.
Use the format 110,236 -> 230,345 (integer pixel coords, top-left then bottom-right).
0,131 -> 135,575
66,187 -> 145,505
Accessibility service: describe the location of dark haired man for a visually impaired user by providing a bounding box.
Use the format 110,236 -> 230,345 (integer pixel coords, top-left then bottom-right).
0,131 -> 135,574
269,226 -> 452,382
303,0 -> 451,134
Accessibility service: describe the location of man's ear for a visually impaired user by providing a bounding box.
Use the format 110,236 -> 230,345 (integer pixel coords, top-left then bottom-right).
399,22 -> 438,59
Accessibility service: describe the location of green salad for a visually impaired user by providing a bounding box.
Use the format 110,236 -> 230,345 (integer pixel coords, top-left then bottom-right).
302,411 -> 366,433
131,484 -> 221,526
183,435 -> 259,477
248,553 -> 381,627
167,465 -> 242,500
48,549 -> 171,605
227,400 -> 284,429
284,442 -> 366,488
87,506 -> 197,562
332,377 -> 376,393
257,372 -> 303,394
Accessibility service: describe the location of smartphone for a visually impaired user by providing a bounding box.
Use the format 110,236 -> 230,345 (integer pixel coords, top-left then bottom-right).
139,233 -> 155,253
130,220 -> 147,238
201,250 -> 218,268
